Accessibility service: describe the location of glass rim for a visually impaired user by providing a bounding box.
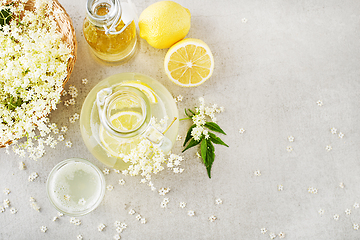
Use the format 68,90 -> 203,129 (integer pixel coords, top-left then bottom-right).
46,158 -> 106,217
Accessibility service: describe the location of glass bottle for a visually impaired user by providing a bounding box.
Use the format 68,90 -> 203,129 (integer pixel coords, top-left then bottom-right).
80,73 -> 179,170
83,0 -> 137,62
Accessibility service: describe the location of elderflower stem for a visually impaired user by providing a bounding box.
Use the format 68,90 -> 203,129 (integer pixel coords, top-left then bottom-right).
179,117 -> 191,121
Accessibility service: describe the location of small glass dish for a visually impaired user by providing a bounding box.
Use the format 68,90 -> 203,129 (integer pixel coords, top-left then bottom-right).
46,158 -> 106,216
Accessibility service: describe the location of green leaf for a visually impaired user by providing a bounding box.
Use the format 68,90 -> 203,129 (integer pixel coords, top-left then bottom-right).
0,8 -> 12,27
182,138 -> 201,153
205,122 -> 226,135
183,124 -> 196,147
201,139 -> 215,178
209,132 -> 229,147
184,108 -> 195,118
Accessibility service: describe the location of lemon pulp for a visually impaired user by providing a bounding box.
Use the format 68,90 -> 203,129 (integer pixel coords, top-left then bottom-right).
164,38 -> 214,87
99,111 -> 143,157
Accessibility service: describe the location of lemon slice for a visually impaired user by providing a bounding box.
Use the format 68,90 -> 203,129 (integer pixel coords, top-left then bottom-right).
110,111 -> 143,132
164,38 -> 214,87
99,126 -> 142,157
120,81 -> 158,103
99,111 -> 143,157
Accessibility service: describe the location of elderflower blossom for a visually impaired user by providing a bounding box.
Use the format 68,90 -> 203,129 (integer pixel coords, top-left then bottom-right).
119,138 -> 185,179
0,1 -> 72,149
190,97 -> 224,140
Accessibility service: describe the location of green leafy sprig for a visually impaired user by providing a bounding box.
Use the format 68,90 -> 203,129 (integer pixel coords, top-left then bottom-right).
0,7 -> 12,28
182,109 -> 228,178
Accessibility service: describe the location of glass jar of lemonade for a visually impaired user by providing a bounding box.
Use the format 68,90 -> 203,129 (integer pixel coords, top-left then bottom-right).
83,0 -> 138,62
80,73 -> 179,170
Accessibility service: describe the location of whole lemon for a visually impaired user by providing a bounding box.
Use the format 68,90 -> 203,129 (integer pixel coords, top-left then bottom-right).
139,1 -> 191,49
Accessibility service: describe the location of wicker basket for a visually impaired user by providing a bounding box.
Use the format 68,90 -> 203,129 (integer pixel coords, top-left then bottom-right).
0,0 -> 77,147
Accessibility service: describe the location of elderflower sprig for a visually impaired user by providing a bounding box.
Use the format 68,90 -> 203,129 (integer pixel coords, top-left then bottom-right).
182,98 -> 228,178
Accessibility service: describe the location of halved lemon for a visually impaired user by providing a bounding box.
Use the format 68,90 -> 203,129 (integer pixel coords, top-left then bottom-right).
99,111 -> 143,157
120,81 -> 158,103
164,38 -> 214,87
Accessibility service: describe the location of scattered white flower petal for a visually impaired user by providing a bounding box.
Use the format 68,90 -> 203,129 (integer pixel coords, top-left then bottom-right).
317,100 -> 323,106
65,141 -> 72,148
260,228 -> 267,234
269,232 -> 277,239
345,209 -> 351,215
354,203 -> 359,209
19,162 -> 26,170
239,128 -> 245,134
40,226 -> 47,233
215,198 -> 223,205
241,18 -> 247,23
57,212 -> 64,217
78,198 -> 86,205
3,188 -> 10,195
354,223 -> 359,230
209,215 -> 217,222
77,235 -> 83,240
9,207 -> 17,214
278,232 -> 285,239
103,168 -> 110,175
176,135 -> 182,141
113,234 -> 121,240
160,202 -> 167,208
116,227 -> 123,233
52,217 -> 58,221
129,209 -> 135,215
135,214 -> 142,220
326,145 -> 332,151
107,185 -> 114,191
331,128 -> 337,134
339,182 -> 345,188
64,195 -> 71,201
187,210 -> 195,216
318,209 -> 324,215
286,146 -> 293,152
118,179 -> 125,185
82,78 -> 88,85
338,132 -> 344,138
30,202 -> 41,212
334,214 -> 340,221
3,199 -> 10,208
98,223 -> 106,231
254,170 -> 261,176
140,218 -> 147,224
61,126 -> 68,133
288,136 -> 294,142
179,202 -> 186,208
278,185 -> 284,191
0,206 -> 4,213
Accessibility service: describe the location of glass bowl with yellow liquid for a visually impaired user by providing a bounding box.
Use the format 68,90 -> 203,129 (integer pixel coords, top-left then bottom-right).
46,158 -> 106,216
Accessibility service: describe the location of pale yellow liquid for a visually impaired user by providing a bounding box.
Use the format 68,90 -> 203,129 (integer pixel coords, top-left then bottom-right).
83,6 -> 137,62
49,161 -> 103,213
80,73 -> 179,170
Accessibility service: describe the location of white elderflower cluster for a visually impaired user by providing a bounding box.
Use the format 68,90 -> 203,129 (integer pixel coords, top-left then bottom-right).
0,1 -> 72,148
120,139 -> 185,181
190,97 -> 224,141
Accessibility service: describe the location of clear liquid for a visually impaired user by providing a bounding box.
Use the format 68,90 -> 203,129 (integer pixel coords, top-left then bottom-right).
80,73 -> 179,170
49,161 -> 103,213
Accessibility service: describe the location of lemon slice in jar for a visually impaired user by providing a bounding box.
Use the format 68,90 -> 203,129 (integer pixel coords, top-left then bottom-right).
99,111 -> 143,157
164,38 -> 214,87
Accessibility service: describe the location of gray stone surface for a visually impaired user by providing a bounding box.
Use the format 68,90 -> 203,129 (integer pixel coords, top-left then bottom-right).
1,0 -> 360,239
